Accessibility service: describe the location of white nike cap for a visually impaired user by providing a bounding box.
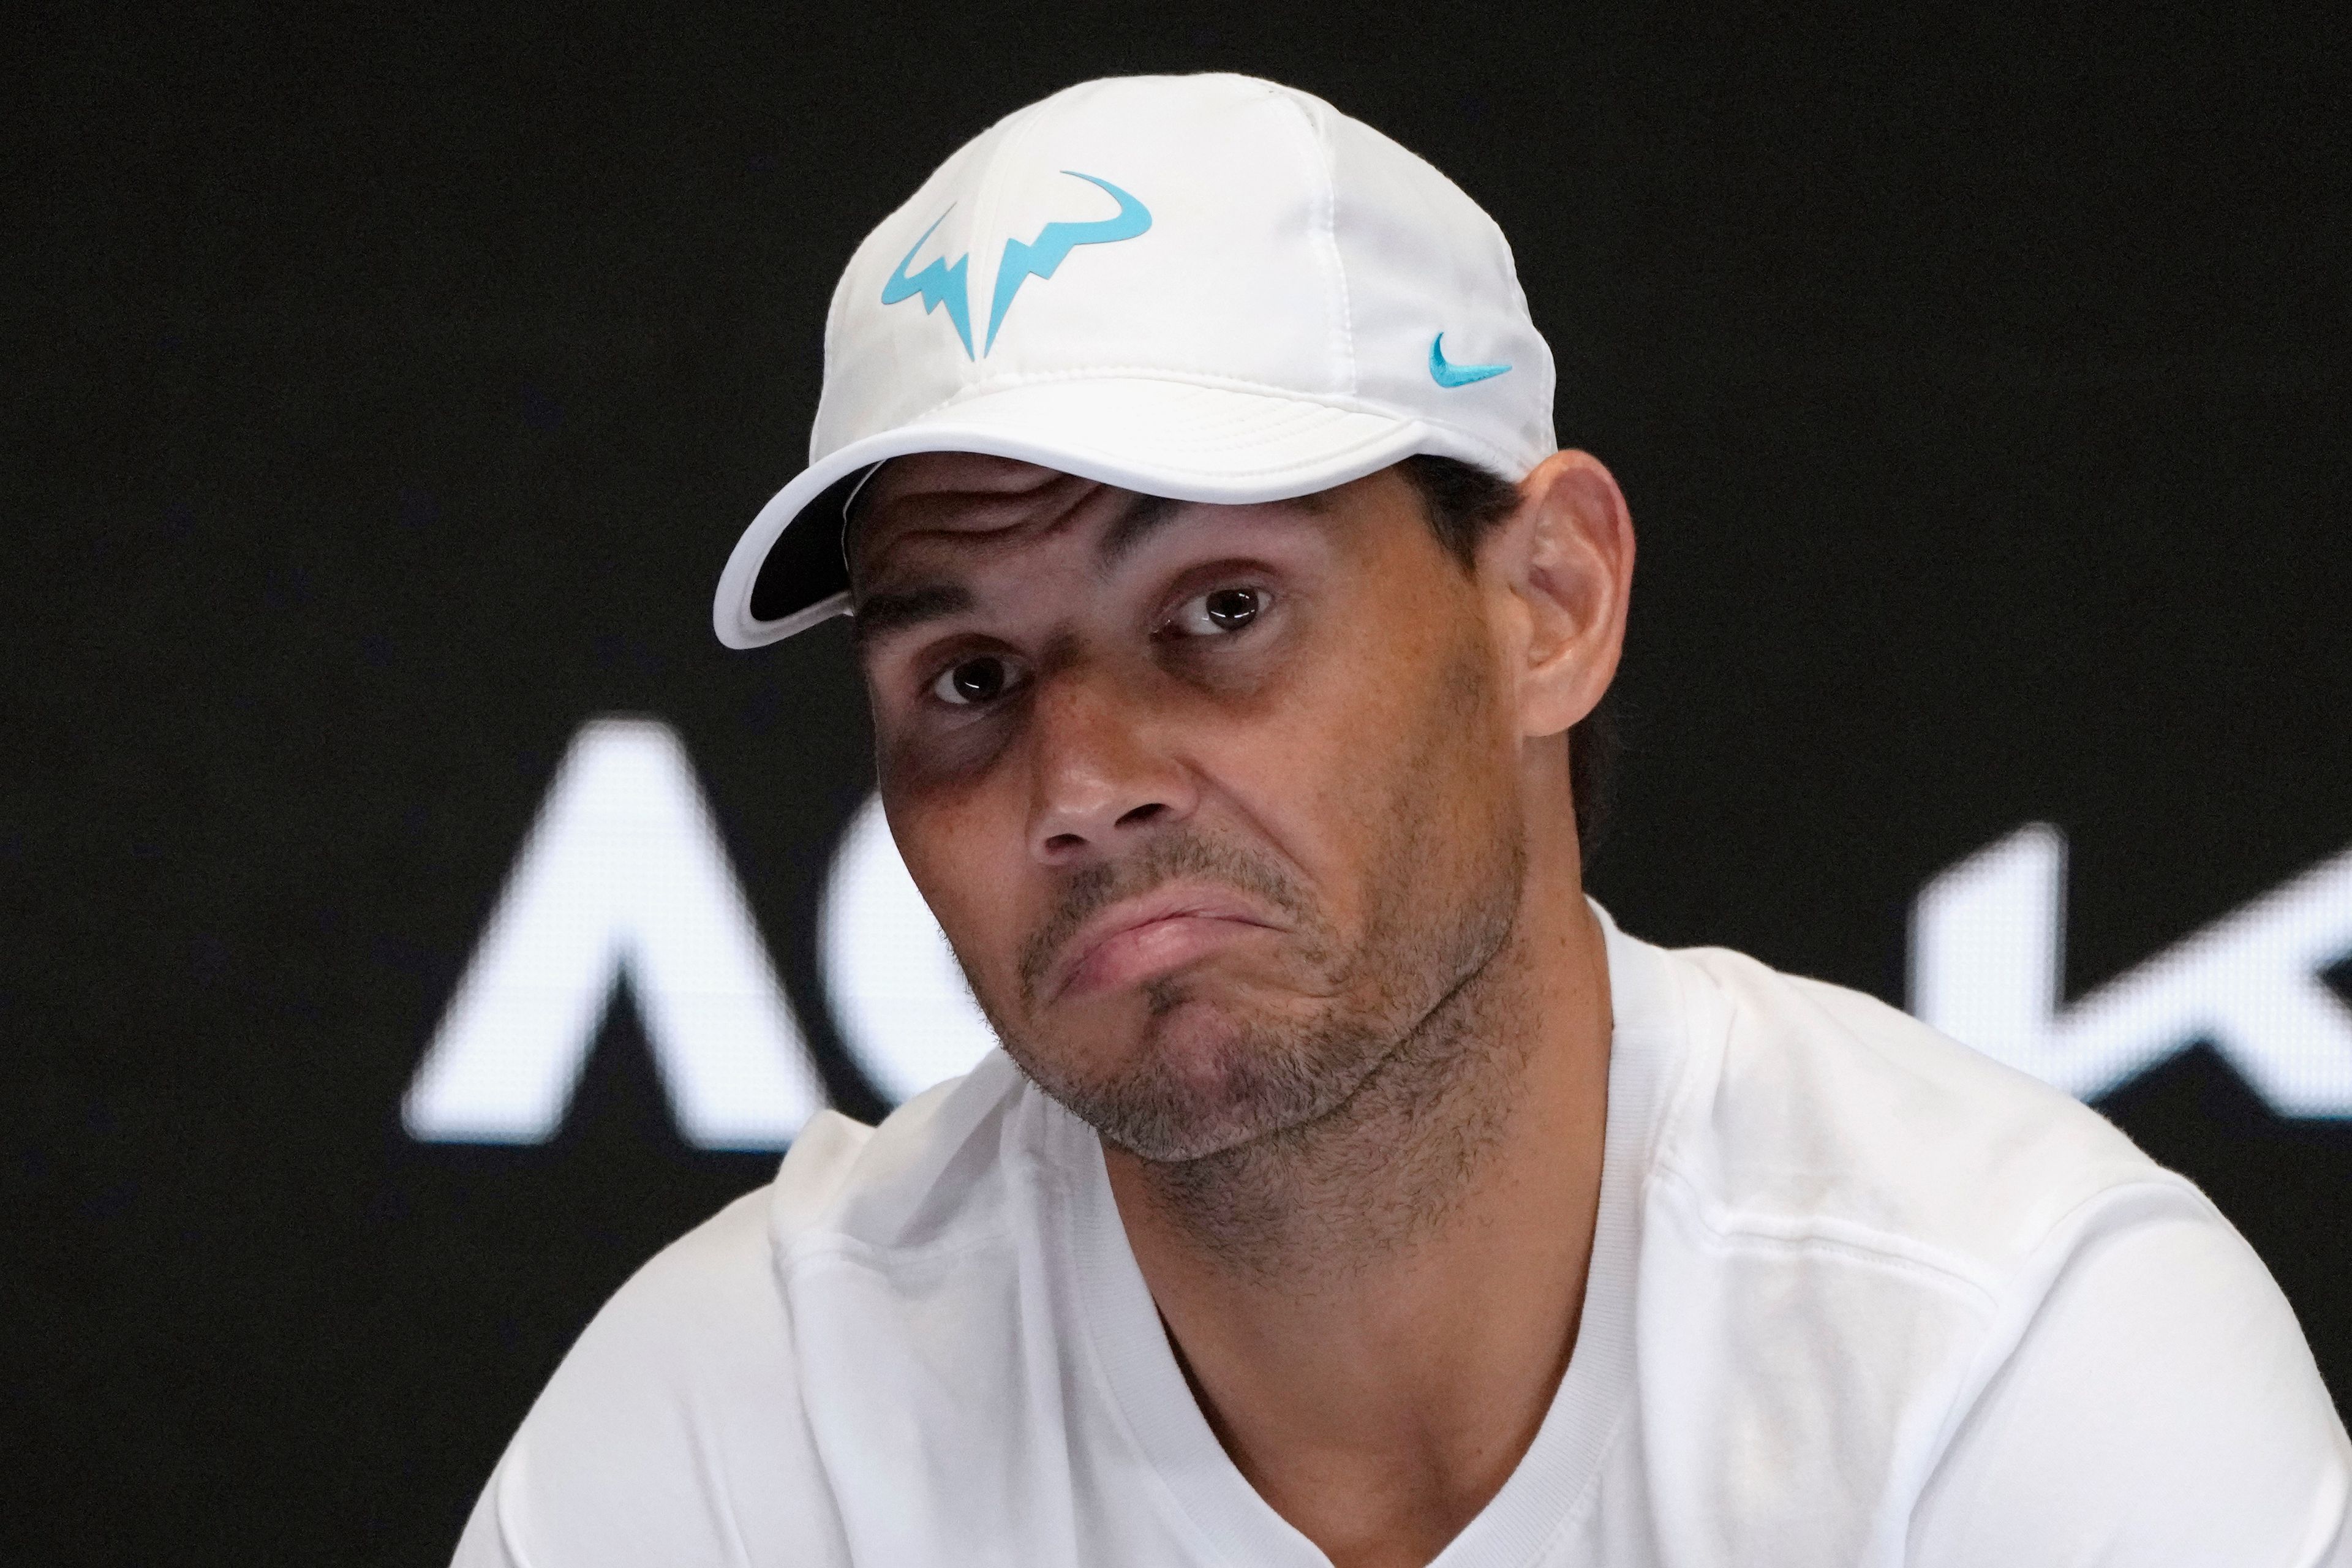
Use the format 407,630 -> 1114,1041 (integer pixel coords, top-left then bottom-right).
713,71 -> 1557,648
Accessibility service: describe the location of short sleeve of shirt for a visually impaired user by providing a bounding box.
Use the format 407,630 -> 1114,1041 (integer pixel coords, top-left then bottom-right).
1909,1199 -> 2352,1566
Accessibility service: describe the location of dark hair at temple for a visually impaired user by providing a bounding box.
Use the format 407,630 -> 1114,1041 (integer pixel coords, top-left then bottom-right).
1395,454 -> 1621,858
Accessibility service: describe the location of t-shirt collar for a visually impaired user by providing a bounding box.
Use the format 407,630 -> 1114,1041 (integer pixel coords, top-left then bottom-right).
1044,899 -> 1686,1566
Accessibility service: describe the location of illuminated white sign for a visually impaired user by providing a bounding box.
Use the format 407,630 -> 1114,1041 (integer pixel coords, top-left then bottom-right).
1910,824 -> 2352,1114
403,718 -> 993,1148
409,720 -> 2352,1147
402,718 -> 825,1149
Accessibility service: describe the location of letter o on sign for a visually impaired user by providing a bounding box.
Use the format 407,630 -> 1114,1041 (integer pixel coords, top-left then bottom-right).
820,794 -> 1001,1104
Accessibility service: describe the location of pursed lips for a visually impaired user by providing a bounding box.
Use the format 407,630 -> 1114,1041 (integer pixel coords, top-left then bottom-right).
1046,884 -> 1283,1003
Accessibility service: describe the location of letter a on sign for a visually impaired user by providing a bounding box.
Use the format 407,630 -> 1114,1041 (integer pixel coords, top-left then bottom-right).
402,717 -> 824,1148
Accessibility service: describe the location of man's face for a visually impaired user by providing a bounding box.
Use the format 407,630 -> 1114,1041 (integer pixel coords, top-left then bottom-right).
850,454 -> 1532,1163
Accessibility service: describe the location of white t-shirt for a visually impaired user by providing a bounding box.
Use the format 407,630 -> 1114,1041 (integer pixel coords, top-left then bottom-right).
453,907 -> 2351,1566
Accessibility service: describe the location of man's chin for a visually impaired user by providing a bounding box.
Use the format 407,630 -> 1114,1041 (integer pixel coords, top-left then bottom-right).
1021,992 -> 1375,1165
1088,1076 -> 1298,1165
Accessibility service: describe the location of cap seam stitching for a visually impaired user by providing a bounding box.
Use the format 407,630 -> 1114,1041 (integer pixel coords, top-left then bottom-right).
891,369 -> 1530,470
820,368 -> 1536,486
888,363 -> 1379,415
1318,105 -> 1358,396
1276,89 -> 1355,398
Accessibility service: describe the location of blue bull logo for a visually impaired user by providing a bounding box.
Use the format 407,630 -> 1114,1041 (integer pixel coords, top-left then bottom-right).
881,172 -> 1152,358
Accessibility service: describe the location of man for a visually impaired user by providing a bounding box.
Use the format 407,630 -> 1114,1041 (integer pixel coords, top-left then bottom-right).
454,74 -> 2350,1566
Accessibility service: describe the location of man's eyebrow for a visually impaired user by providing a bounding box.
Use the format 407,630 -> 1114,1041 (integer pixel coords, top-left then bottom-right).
853,489 -> 1327,647
850,582 -> 973,650
1098,488 -> 1330,570
1097,492 -> 1182,568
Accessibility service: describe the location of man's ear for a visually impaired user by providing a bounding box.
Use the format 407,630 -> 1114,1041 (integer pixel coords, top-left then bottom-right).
1480,450 -> 1635,740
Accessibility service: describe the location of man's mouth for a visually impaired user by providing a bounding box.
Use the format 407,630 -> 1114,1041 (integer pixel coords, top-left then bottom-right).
1047,884 -> 1282,1003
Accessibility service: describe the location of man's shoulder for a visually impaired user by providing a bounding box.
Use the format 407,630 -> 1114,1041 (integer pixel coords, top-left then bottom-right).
451,1056 -> 1039,1568
771,1049 -> 1038,1252
1643,938 -> 2208,1297
614,1047 -> 1035,1324
453,1181 -> 821,1568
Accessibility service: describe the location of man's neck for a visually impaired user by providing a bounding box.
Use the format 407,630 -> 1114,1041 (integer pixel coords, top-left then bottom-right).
1102,879 -> 1613,1568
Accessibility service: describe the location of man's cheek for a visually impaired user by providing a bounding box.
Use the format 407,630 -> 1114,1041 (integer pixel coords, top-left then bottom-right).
877,732 -> 965,798
894,831 -> 1013,980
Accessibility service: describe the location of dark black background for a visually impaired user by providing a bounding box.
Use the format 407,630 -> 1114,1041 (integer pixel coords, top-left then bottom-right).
10,2 -> 2351,1561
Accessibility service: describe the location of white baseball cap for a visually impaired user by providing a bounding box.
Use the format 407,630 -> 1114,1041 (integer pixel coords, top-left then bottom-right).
712,71 -> 1557,649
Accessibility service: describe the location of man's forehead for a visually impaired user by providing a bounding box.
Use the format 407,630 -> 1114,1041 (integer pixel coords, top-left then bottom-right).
863,451 -> 1076,514
852,453 -> 1110,565
848,452 -> 1338,589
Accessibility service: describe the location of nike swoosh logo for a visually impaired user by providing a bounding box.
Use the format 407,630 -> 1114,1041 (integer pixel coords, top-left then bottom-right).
985,173 -> 1152,353
881,208 -> 975,357
1429,333 -> 1511,388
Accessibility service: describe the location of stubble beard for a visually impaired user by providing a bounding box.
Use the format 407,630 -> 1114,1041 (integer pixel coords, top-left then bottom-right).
972,642 -> 1537,1282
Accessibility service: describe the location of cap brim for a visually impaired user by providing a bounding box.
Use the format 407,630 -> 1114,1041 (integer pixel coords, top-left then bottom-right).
713,377 -> 1484,649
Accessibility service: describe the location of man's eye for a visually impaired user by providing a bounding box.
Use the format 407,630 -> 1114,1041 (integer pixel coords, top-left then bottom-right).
929,655 -> 1019,707
1167,586 -> 1268,638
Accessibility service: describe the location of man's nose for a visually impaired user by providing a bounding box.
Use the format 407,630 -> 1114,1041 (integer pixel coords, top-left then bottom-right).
1025,663 -> 1196,865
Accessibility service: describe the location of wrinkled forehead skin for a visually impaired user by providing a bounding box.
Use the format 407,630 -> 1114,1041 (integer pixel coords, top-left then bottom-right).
846,451 -> 1355,595
847,454 -> 1104,593
841,452 -> 1378,665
